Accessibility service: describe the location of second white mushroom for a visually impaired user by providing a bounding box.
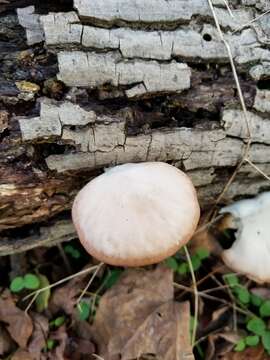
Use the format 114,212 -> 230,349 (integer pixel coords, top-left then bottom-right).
220,191 -> 270,283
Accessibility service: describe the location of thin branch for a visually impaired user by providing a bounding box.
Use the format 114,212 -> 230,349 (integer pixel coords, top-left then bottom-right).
174,283 -> 253,317
202,284 -> 231,294
194,214 -> 223,235
24,291 -> 39,314
23,264 -> 99,301
207,0 -> 252,208
92,355 -> 105,360
232,9 -> 270,34
184,246 -> 198,348
222,0 -> 235,18
77,262 -> 104,306
244,158 -> 270,181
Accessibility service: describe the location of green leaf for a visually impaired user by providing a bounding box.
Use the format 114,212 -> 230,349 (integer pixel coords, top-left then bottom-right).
247,317 -> 266,336
64,245 -> 74,254
104,269 -> 122,289
46,339 -> 56,350
10,276 -> 24,293
260,300 -> 270,317
164,257 -> 178,271
35,274 -> 50,313
64,245 -> 81,259
234,339 -> 246,352
54,316 -> 65,327
195,344 -> 204,358
177,263 -> 188,275
72,249 -> 81,259
77,301 -> 90,321
251,294 -> 263,307
196,248 -> 210,260
191,255 -> 202,271
245,335 -> 259,347
189,315 -> 194,336
234,286 -> 250,304
24,273 -> 40,290
262,331 -> 270,350
224,273 -> 239,287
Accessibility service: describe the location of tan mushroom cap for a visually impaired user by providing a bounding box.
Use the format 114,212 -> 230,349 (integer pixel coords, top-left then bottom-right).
72,162 -> 200,266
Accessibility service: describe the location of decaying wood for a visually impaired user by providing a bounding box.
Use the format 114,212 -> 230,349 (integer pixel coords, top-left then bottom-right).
0,220 -> 75,256
1,0 -> 270,254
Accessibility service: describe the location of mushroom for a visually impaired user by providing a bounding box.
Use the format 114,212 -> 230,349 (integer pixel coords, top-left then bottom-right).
220,191 -> 270,283
72,162 -> 200,266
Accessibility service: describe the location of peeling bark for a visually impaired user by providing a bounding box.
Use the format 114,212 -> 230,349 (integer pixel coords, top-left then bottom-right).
1,0 -> 270,254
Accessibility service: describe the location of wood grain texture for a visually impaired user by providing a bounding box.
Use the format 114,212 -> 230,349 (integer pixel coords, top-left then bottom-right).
1,0 -> 270,254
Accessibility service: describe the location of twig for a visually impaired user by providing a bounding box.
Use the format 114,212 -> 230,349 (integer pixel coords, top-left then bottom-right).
184,246 -> 198,347
194,214 -> 223,235
76,262 -> 104,306
244,158 -> 270,181
23,264 -> 99,301
221,0 -> 235,18
173,282 -> 253,317
232,9 -> 270,34
196,265 -> 226,287
202,284 -> 231,294
24,291 -> 39,314
92,355 -> 105,360
207,0 -> 252,209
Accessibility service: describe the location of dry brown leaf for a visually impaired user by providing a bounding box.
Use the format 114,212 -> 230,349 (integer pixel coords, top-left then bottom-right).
0,290 -> 33,348
121,301 -> 192,360
47,325 -> 68,360
206,331 -> 242,360
65,337 -> 95,359
50,266 -> 90,315
28,313 -> 49,360
11,349 -> 34,360
191,229 -> 222,256
92,266 -> 194,360
0,324 -> 14,355
211,307 -> 229,322
220,345 -> 270,360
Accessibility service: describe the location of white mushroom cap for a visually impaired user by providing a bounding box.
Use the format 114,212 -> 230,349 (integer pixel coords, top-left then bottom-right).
72,162 -> 200,266
220,191 -> 270,283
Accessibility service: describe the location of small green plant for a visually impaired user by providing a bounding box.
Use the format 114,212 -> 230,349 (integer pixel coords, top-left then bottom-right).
64,244 -> 81,259
103,268 -> 123,289
10,272 -> 51,312
224,273 -> 270,355
77,301 -> 91,321
239,317 -> 270,354
45,339 -> 57,351
49,316 -> 66,328
165,247 -> 210,274
189,316 -> 204,358
10,273 -> 40,292
35,274 -> 51,313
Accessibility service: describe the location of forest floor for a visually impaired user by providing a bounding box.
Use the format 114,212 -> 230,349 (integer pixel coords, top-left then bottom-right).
1,222 -> 270,360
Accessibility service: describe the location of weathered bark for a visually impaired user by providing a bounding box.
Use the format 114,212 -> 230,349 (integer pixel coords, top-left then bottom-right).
1,0 -> 270,254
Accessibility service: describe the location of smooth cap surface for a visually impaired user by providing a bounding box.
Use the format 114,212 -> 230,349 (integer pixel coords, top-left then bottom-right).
220,191 -> 270,283
72,162 -> 200,266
